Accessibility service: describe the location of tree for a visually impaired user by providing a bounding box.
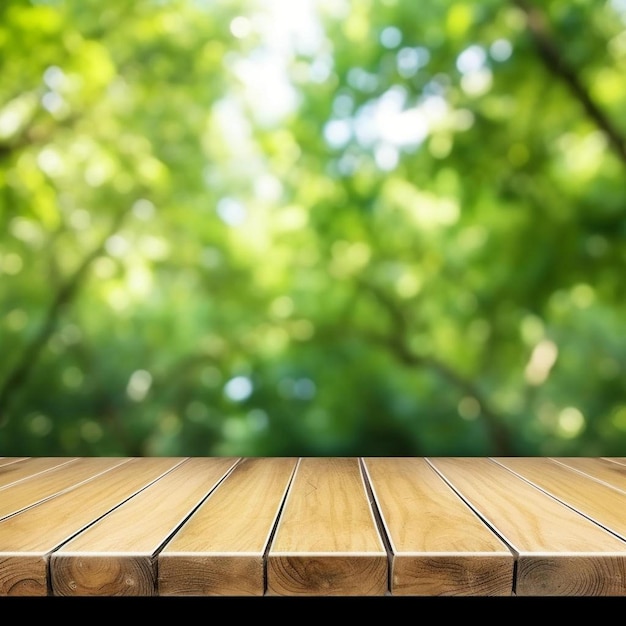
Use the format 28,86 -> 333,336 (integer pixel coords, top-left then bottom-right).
1,0 -> 625,457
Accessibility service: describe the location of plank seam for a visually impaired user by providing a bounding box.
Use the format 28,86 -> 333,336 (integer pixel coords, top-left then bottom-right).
490,457 -> 626,545
262,457 -> 301,596
424,457 -> 520,596
358,457 -> 392,596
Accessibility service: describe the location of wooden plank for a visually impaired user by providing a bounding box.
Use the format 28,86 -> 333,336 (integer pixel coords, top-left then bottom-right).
267,457 -> 388,596
549,457 -> 626,494
0,458 -> 29,469
0,457 -> 185,596
604,458 -> 626,466
0,457 -> 77,490
493,457 -> 626,541
159,457 -> 297,596
363,457 -> 514,596
428,457 -> 626,596
50,457 -> 239,596
0,458 -> 127,520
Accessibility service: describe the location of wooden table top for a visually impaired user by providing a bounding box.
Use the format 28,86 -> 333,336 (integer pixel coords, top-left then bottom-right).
0,456 -> 625,597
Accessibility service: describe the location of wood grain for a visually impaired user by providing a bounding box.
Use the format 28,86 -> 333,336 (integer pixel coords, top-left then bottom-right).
0,458 -> 29,468
0,457 -> 77,490
0,457 -> 185,596
429,457 -> 626,596
363,457 -> 514,596
604,458 -> 626,464
267,457 -> 387,596
159,457 -> 297,596
493,457 -> 626,540
1,457 -> 624,596
0,457 -> 128,521
50,457 -> 239,596
551,458 -> 626,493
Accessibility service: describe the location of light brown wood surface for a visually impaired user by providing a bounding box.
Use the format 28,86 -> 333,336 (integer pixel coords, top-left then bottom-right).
0,457 -> 77,490
0,457 -> 128,520
363,457 -> 514,596
267,457 -> 388,596
493,457 -> 626,540
50,457 -> 239,596
0,458 -> 28,468
0,457 -> 184,596
0,457 -> 624,597
429,457 -> 626,596
159,457 -> 297,596
552,457 -> 626,493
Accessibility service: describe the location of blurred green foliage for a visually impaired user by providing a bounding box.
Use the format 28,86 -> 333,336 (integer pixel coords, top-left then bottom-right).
1,0 -> 625,457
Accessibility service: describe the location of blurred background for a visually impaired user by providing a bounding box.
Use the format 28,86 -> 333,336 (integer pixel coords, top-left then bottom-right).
1,0 -> 625,458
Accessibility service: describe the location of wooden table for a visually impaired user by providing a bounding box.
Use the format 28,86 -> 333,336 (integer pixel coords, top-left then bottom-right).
0,456 -> 625,597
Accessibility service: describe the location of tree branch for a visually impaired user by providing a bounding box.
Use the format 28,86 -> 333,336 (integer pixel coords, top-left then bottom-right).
356,280 -> 515,455
0,112 -> 82,162
513,0 -> 626,165
0,209 -> 128,426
